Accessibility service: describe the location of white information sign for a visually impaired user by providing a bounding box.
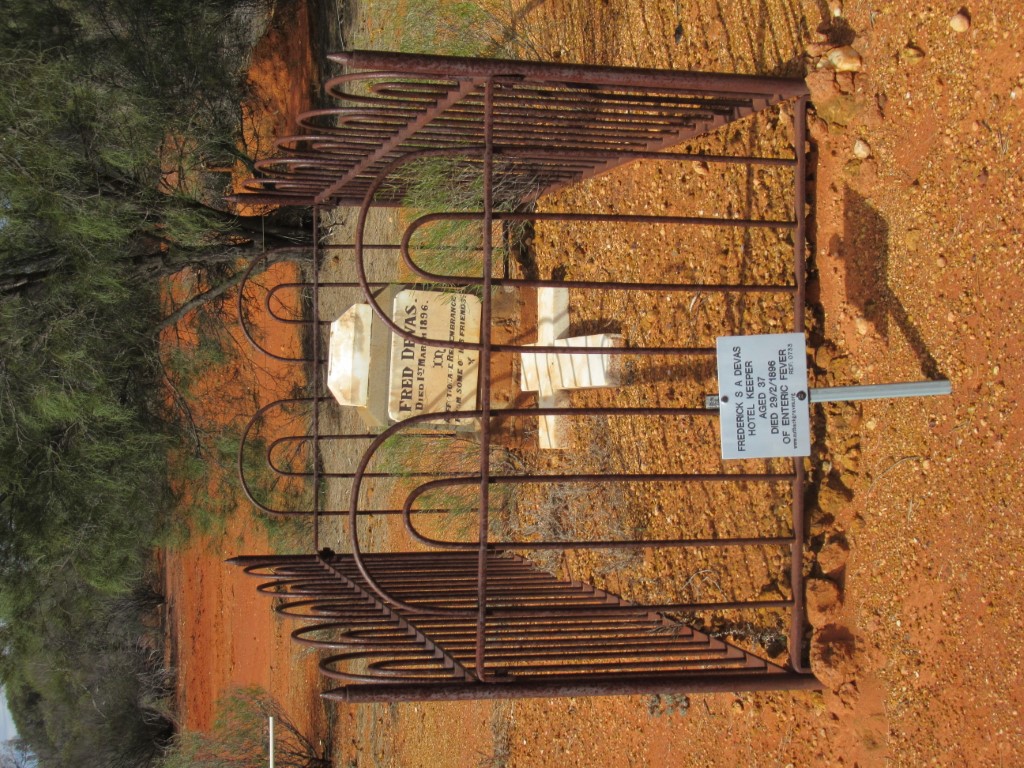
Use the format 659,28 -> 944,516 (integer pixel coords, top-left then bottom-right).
716,333 -> 811,459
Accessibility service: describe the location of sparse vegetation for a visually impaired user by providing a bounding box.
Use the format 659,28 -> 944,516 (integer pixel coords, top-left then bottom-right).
158,686 -> 329,768
646,693 -> 691,718
353,0 -> 548,60
373,433 -> 523,542
350,1 -> 548,286
397,157 -> 539,283
478,701 -> 514,768
0,1 -> 310,765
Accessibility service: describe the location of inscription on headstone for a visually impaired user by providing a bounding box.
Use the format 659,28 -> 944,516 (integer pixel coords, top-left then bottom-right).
716,333 -> 811,459
388,290 -> 481,421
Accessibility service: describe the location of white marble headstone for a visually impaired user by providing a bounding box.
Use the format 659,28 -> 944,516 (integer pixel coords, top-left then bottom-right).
388,290 -> 481,421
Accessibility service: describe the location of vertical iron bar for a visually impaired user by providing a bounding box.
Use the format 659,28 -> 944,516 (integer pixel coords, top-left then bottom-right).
331,50 -> 810,98
788,96 -> 809,671
793,95 -> 808,334
324,672 -> 822,702
312,206 -> 321,550
475,78 -> 495,681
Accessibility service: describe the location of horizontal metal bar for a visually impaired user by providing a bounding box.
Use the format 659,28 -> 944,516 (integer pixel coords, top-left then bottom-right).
324,671 -> 822,702
331,50 -> 810,99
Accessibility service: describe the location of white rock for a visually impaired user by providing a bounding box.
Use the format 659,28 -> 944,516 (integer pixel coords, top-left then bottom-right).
950,12 -> 971,33
827,46 -> 863,73
853,139 -> 871,159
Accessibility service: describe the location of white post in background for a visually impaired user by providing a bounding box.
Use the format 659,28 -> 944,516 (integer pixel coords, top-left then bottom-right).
268,715 -> 275,768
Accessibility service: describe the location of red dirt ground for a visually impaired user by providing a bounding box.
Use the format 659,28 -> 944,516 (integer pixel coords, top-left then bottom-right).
162,254 -> 320,734
167,1 -> 1024,766
332,3 -> 1024,767
163,0 -> 322,738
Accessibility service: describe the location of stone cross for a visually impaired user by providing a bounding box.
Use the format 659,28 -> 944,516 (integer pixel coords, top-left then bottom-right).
520,287 -> 622,449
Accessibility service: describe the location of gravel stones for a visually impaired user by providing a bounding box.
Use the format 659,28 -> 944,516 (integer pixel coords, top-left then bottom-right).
810,629 -> 857,689
805,70 -> 841,102
818,536 -> 851,576
950,11 -> 971,33
826,45 -> 863,72
901,43 -> 926,65
817,482 -> 855,517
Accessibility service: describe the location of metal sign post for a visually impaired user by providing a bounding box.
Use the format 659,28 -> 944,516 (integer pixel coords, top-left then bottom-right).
715,334 -> 952,460
808,380 -> 952,403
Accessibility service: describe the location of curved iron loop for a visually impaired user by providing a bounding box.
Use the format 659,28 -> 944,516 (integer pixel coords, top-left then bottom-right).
350,145 -> 788,357
400,473 -> 795,552
237,397 -> 340,517
235,247 -> 316,362
345,406 -> 795,617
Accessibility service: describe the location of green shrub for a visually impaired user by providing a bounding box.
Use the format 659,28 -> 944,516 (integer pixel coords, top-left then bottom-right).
158,687 -> 329,768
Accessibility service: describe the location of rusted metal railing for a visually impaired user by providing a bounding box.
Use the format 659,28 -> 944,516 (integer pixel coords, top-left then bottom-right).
232,51 -> 817,700
232,552 -> 820,701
